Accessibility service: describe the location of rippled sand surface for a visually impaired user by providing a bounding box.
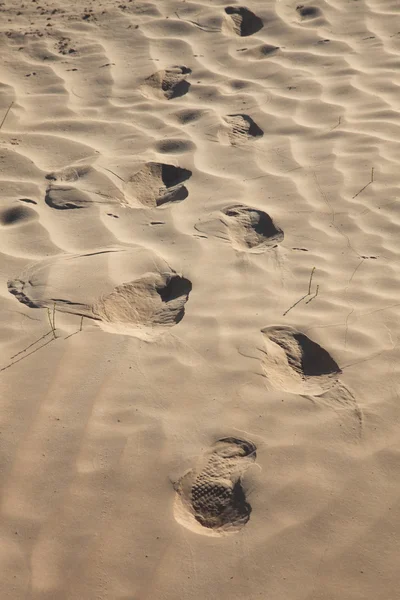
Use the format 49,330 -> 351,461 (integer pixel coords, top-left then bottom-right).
1,0 -> 400,598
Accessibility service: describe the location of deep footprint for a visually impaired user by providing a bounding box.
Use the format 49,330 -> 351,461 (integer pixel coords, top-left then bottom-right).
45,186 -> 93,210
196,204 -> 283,253
7,252 -> 192,339
174,437 -> 257,536
142,66 -> 191,100
260,326 -> 341,395
128,162 -> 192,208
224,6 -> 264,36
222,114 -> 263,145
223,205 -> 283,251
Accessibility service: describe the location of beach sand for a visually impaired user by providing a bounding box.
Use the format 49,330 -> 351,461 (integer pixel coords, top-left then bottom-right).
1,0 -> 400,598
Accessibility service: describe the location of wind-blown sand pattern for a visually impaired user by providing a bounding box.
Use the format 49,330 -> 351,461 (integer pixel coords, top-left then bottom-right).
1,0 -> 400,598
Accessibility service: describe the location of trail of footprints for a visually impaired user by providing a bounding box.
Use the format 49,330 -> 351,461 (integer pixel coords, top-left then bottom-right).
4,3 -> 361,537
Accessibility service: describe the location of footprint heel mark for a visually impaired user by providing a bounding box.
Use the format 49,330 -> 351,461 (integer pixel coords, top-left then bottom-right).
7,279 -> 41,309
128,162 -> 192,208
174,437 -> 257,536
45,165 -> 93,182
260,326 -> 341,395
45,186 -> 93,210
142,66 -> 191,100
7,276 -> 91,315
221,114 -> 263,145
224,6 -> 264,37
304,382 -> 363,434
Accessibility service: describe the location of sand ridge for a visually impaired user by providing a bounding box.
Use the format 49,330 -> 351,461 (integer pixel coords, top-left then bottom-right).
1,0 -> 400,598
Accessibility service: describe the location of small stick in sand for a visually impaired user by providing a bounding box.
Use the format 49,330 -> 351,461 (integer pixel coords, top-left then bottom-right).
352,167 -> 374,199
0,101 -> 14,131
47,305 -> 56,339
283,267 -> 318,316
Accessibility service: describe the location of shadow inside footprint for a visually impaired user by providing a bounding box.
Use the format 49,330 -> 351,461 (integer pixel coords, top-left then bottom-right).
223,205 -> 283,250
222,114 -> 263,145
128,162 -> 192,208
143,66 -> 192,100
174,437 -> 257,536
291,332 -> 340,377
225,6 -> 264,36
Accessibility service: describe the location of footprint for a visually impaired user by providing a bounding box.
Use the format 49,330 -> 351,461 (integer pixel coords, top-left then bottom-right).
45,186 -> 93,210
93,272 -> 192,333
127,162 -> 192,208
296,5 -> 322,20
224,6 -> 264,37
45,165 -> 93,182
154,139 -> 195,154
223,205 -> 283,250
172,108 -> 207,125
45,165 -> 124,206
196,204 -> 283,253
7,251 -> 192,339
237,44 -> 279,60
304,382 -> 363,433
0,205 -> 37,226
220,114 -> 263,145
260,326 -> 341,395
142,66 -> 191,100
174,438 -> 257,537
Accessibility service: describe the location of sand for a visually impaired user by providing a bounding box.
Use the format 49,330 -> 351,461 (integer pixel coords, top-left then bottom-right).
1,0 -> 400,597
